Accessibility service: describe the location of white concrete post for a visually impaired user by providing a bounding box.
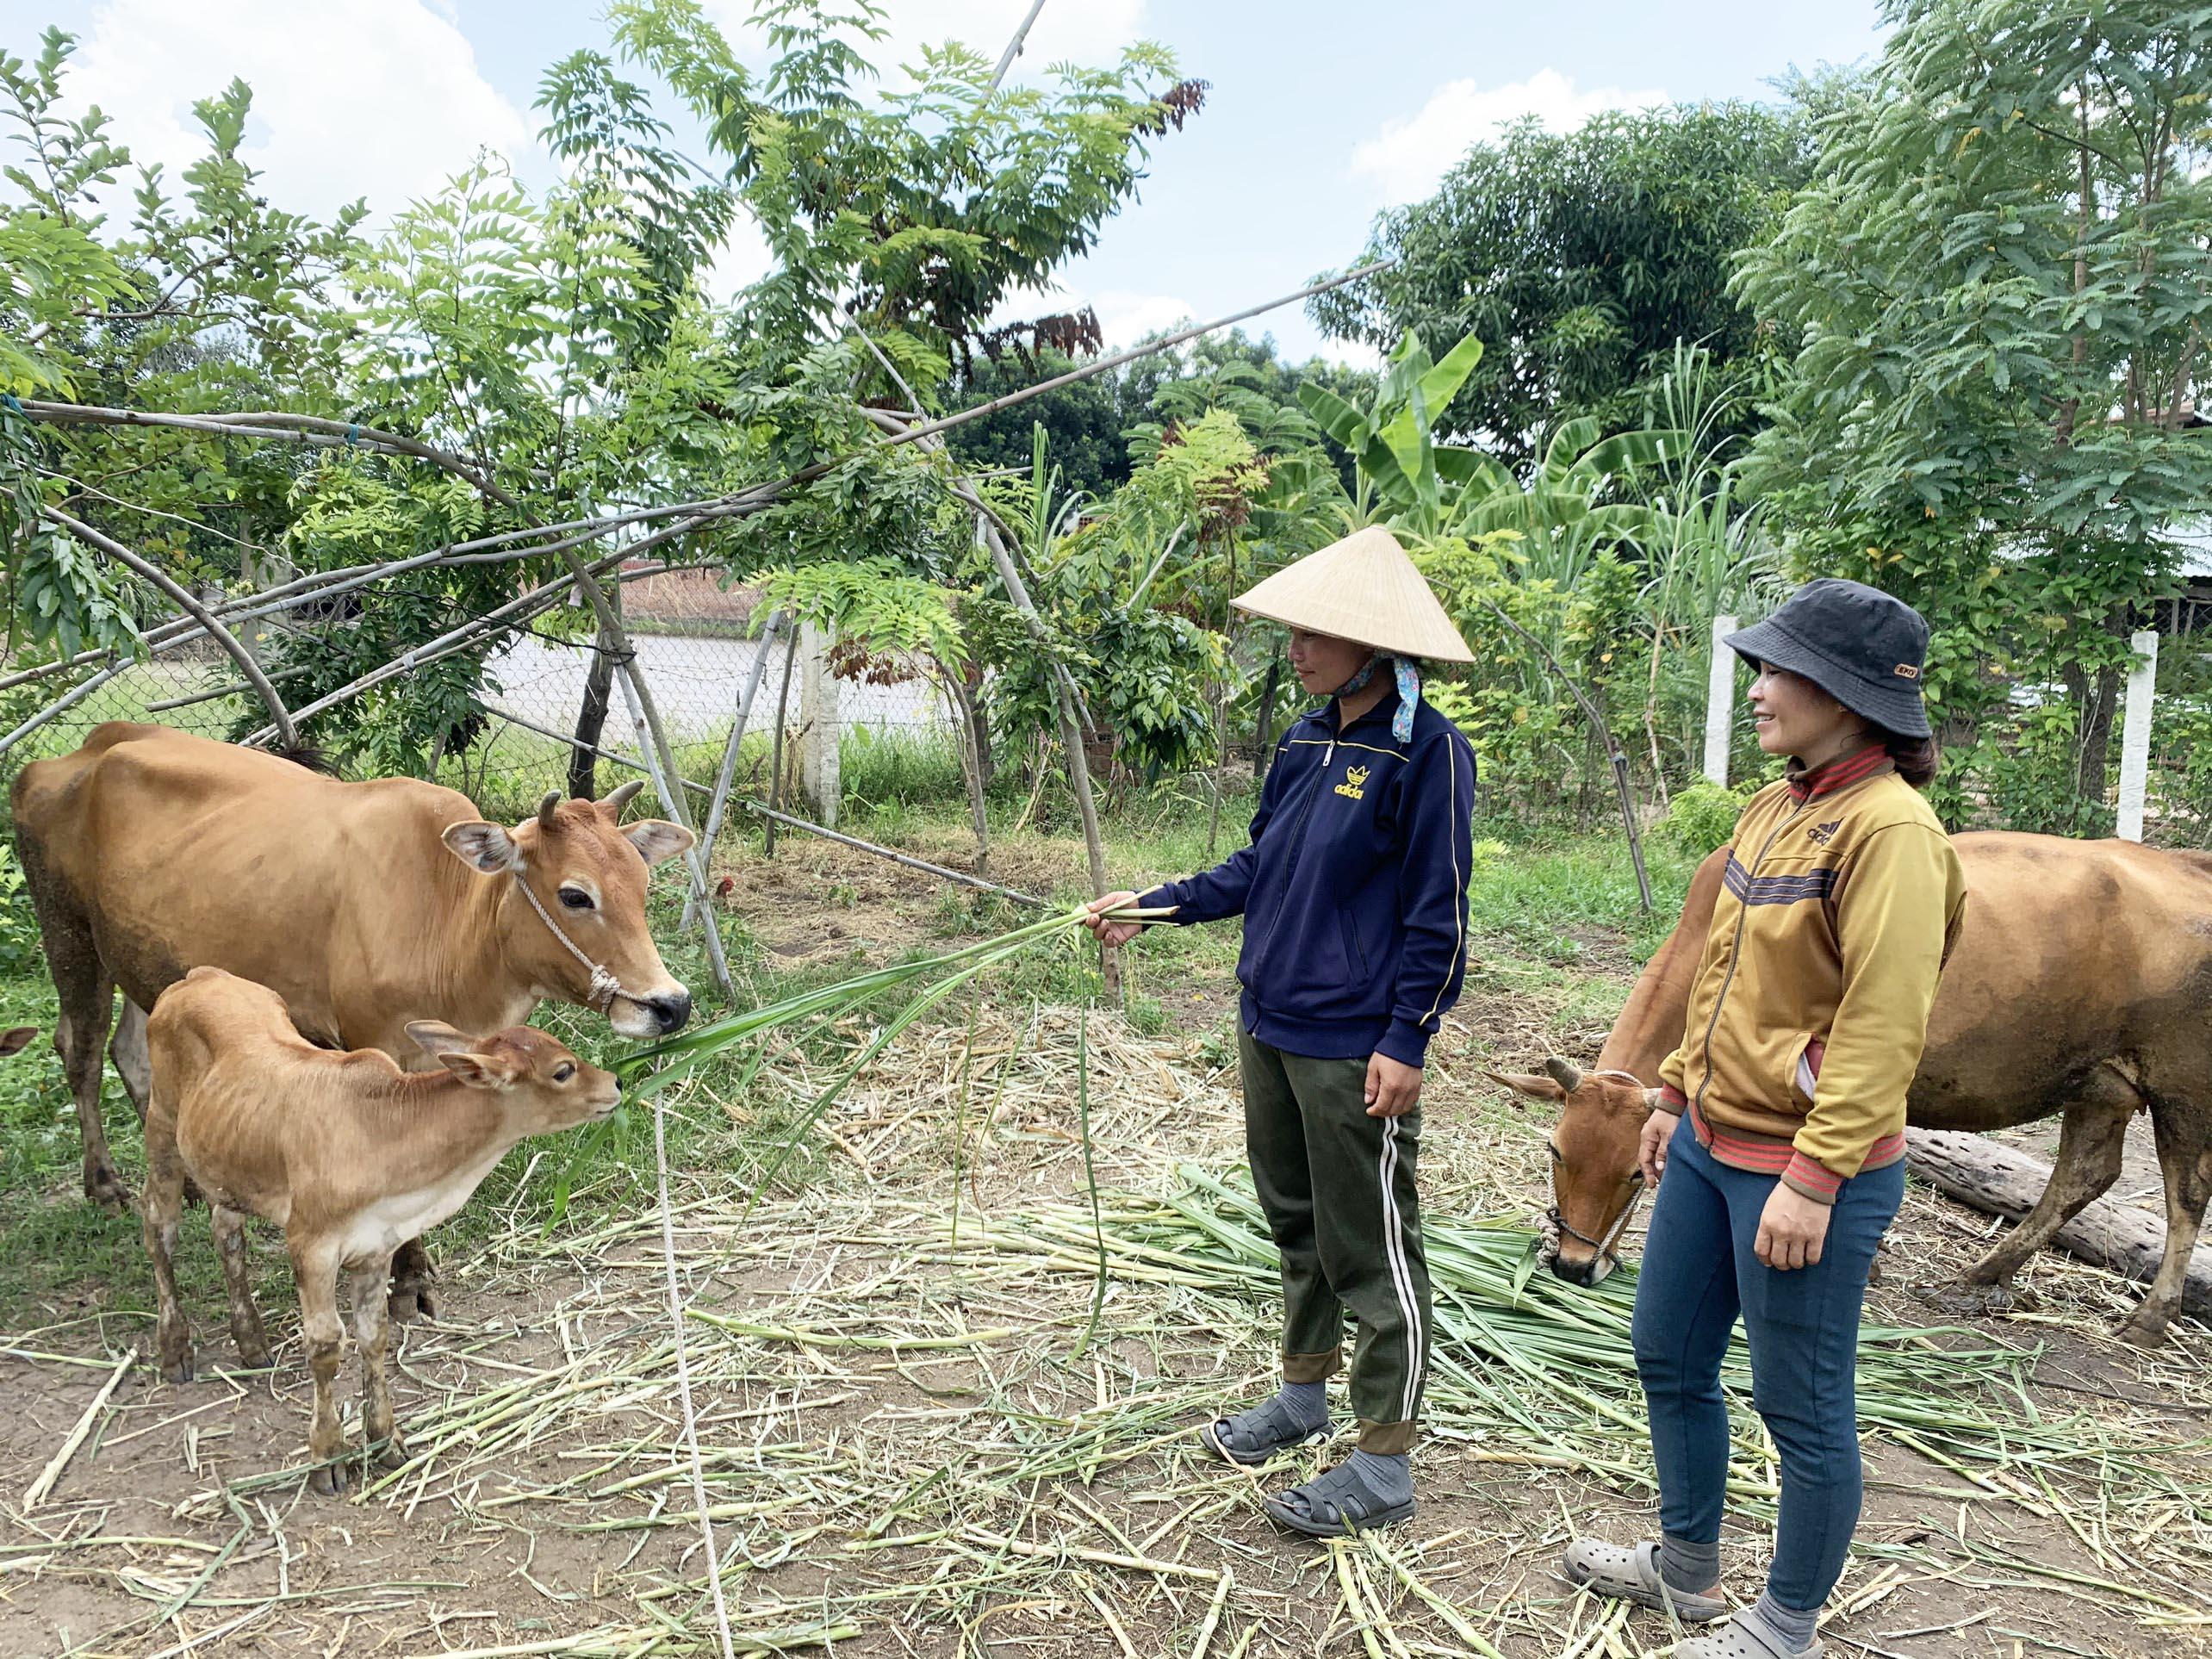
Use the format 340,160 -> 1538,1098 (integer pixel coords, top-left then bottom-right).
2116,627 -> 2159,842
1703,614 -> 1738,786
798,622 -> 842,829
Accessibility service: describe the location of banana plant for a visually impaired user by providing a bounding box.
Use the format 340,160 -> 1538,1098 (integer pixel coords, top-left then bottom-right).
1296,330 -> 1510,538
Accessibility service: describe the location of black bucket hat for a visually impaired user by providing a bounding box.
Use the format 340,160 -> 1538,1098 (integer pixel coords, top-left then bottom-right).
1725,579 -> 1933,740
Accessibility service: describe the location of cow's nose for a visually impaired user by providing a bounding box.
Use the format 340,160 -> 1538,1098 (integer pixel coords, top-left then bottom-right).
649,991 -> 693,1034
1550,1252 -> 1596,1288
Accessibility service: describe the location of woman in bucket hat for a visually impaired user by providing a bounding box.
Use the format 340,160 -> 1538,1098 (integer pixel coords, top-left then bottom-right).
1082,525 -> 1479,1537
1562,579 -> 1967,1656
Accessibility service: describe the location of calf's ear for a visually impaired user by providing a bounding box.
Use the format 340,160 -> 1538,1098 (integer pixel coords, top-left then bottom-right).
0,1027 -> 35,1057
406,1020 -> 473,1059
624,819 -> 696,867
443,820 -> 519,873
436,1048 -> 522,1089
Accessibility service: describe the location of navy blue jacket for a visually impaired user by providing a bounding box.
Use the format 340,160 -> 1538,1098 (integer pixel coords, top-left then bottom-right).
1141,687 -> 1477,1067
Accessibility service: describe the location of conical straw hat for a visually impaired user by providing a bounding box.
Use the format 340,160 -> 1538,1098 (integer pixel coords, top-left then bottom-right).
1231,525 -> 1472,662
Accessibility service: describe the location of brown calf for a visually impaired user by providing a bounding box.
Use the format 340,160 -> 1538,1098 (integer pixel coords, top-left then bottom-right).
144,967 -> 618,1491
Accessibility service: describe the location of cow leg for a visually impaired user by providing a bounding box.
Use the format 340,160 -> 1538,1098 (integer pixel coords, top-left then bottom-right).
1963,1085 -> 2134,1292
211,1205 -> 272,1370
2125,1096 -> 2212,1348
388,1239 -> 437,1325
291,1237 -> 351,1494
55,969 -> 126,1211
109,999 -> 152,1123
18,841 -> 127,1210
141,1129 -> 192,1384
349,1258 -> 407,1469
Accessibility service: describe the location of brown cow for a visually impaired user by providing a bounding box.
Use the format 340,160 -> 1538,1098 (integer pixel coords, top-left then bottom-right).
144,966 -> 618,1491
13,724 -> 693,1314
1489,832 -> 2212,1345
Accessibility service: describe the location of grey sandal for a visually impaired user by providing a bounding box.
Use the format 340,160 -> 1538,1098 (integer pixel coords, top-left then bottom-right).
1199,1395 -> 1331,1467
1681,1615 -> 1822,1658
1261,1462 -> 1415,1537
1560,1538 -> 1727,1624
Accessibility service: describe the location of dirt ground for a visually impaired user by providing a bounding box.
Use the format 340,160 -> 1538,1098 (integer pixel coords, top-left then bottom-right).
2,837 -> 2208,1657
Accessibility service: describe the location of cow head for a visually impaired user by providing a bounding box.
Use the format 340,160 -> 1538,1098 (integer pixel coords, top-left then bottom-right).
441,780 -> 696,1039
1486,1056 -> 1651,1286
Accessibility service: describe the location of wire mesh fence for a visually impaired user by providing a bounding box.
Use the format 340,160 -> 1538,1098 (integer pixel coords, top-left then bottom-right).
0,573 -> 966,829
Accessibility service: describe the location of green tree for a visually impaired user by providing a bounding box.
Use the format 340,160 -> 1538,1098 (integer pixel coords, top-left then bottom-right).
1312,103 -> 1811,470
1736,0 -> 2212,826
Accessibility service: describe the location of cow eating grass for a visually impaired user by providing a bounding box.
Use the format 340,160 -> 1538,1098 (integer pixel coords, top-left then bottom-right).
143,966 -> 618,1491
1491,832 -> 2212,1346
12,723 -> 693,1316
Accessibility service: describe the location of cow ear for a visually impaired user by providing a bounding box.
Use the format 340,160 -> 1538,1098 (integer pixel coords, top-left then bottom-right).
436,1047 -> 522,1089
406,1020 -> 472,1059
0,1027 -> 35,1057
624,819 -> 695,867
443,820 -> 519,873
1483,1069 -> 1566,1103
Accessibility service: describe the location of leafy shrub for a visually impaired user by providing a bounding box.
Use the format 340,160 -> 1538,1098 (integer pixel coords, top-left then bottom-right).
1656,780 -> 1753,856
0,843 -> 44,976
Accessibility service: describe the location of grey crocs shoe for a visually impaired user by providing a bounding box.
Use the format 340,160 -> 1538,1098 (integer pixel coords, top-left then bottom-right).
1681,1613 -> 1822,1658
1199,1394 -> 1331,1467
1560,1538 -> 1728,1623
1261,1460 -> 1415,1538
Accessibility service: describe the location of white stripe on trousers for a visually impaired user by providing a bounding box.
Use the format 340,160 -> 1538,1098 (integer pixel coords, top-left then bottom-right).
1377,1115 -> 1426,1424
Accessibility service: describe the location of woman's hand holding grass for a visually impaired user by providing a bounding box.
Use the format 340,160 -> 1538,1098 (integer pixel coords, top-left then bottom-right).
1083,891 -> 1148,948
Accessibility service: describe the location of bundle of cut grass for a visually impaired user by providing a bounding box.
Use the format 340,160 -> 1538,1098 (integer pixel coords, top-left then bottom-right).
616,903 -> 1166,1198
960,1164 -> 2212,1516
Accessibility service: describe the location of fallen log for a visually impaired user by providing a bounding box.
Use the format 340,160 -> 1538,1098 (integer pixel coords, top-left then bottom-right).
1905,1128 -> 2212,1319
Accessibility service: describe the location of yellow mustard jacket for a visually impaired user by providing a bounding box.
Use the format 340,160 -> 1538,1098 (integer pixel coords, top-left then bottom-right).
1656,745 -> 1967,1203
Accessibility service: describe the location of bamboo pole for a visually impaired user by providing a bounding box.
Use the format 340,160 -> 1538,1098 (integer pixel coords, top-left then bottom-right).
45,509 -> 298,749
616,659 -> 736,1003
740,803 -> 1046,909
686,610 -> 786,928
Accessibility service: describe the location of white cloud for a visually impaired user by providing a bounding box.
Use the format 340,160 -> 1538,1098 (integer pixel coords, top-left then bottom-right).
60,0 -> 533,228
1351,69 -> 1667,208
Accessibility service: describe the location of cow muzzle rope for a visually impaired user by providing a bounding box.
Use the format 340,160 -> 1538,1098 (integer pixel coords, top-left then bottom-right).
511,867 -> 635,1015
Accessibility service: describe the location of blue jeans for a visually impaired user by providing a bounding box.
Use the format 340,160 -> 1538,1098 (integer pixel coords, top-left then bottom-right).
1631,1113 -> 1904,1610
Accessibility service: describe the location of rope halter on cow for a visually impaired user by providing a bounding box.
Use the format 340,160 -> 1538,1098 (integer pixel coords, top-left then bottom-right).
513,787 -> 642,1016
1539,1065 -> 1650,1276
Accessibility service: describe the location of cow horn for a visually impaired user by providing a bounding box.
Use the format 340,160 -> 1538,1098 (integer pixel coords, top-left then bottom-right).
1543,1056 -> 1584,1093
600,779 -> 646,816
537,790 -> 562,829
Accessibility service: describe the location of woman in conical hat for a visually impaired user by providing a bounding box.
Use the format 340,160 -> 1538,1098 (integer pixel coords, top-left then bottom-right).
1084,525 -> 1479,1537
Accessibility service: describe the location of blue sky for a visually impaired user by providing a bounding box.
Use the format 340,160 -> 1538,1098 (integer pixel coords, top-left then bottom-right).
4,1 -> 1890,363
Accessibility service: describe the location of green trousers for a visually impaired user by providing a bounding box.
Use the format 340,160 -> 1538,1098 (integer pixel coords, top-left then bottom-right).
1239,1029 -> 1432,1454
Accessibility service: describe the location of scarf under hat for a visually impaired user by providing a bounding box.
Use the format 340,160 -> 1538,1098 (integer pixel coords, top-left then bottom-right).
1333,653 -> 1421,743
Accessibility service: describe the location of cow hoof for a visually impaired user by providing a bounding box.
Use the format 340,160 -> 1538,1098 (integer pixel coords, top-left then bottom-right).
387,1280 -> 437,1324
308,1458 -> 351,1496
235,1340 -> 273,1370
1930,1280 -> 2022,1319
84,1167 -> 132,1213
373,1435 -> 409,1470
159,1353 -> 194,1386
